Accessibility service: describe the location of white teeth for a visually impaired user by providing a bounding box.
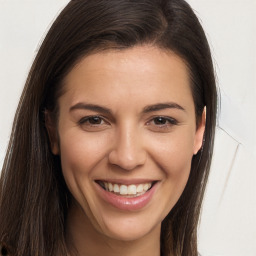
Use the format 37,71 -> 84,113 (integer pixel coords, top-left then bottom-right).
143,183 -> 149,191
113,184 -> 120,193
136,184 -> 144,193
108,183 -> 113,192
101,182 -> 153,196
127,185 -> 137,195
120,185 -> 128,195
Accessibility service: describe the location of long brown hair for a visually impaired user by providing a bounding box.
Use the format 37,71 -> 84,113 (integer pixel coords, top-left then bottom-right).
0,0 -> 217,255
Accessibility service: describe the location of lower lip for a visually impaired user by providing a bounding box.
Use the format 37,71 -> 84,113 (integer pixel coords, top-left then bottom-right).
95,182 -> 158,211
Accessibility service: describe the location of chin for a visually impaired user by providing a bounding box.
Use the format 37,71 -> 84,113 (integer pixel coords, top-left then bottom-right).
101,220 -> 160,242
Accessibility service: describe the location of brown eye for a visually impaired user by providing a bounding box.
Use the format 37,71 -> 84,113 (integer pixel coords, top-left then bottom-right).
87,116 -> 102,125
146,116 -> 178,133
152,116 -> 177,126
79,116 -> 104,125
153,117 -> 168,125
78,115 -> 110,132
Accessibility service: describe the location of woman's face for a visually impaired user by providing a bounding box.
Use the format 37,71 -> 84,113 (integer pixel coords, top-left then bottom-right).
49,46 -> 205,241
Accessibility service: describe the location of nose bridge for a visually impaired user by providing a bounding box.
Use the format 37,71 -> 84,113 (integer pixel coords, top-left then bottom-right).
108,121 -> 146,170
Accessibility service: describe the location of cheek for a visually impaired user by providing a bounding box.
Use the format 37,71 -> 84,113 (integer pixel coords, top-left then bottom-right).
58,131 -> 110,190
148,130 -> 195,175
146,130 -> 194,206
159,139 -> 193,190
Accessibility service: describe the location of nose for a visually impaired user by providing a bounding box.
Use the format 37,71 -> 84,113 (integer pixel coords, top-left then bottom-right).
108,124 -> 146,171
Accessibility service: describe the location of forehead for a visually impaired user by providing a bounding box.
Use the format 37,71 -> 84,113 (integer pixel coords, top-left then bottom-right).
60,45 -> 194,112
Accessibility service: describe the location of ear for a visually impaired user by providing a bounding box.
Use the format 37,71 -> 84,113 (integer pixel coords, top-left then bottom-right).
45,110 -> 60,155
193,107 -> 206,155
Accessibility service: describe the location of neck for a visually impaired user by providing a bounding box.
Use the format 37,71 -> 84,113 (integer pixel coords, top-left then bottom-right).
65,201 -> 161,256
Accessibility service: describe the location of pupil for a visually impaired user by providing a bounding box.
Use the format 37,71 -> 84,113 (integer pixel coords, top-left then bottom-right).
155,117 -> 166,125
89,117 -> 101,124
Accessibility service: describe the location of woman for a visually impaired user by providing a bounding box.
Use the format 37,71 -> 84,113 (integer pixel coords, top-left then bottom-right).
0,0 -> 217,255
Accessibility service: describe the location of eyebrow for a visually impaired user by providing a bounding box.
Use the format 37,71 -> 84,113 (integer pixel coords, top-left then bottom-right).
70,102 -> 185,115
69,103 -> 113,115
142,102 -> 186,113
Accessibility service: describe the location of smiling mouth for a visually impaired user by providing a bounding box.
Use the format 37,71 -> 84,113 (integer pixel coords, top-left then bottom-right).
96,181 -> 157,198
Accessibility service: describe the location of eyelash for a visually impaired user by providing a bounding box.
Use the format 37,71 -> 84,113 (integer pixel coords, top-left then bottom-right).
146,116 -> 178,130
79,115 -> 107,126
150,116 -> 177,125
78,115 -> 178,131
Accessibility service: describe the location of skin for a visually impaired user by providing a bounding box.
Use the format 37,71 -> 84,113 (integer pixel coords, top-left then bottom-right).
46,45 -> 205,256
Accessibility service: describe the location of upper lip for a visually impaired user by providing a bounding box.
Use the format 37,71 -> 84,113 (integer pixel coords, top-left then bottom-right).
95,179 -> 158,185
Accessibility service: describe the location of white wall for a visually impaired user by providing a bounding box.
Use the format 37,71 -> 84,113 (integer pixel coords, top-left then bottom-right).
0,1 -> 255,255
186,1 -> 256,255
0,0 -> 70,165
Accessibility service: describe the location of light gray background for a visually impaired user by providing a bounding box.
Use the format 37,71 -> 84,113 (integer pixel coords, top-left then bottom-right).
0,1 -> 255,255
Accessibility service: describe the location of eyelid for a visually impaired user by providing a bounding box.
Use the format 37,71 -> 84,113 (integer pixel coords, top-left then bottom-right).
77,114 -> 178,132
146,116 -> 178,125
145,116 -> 179,133
78,115 -> 110,125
